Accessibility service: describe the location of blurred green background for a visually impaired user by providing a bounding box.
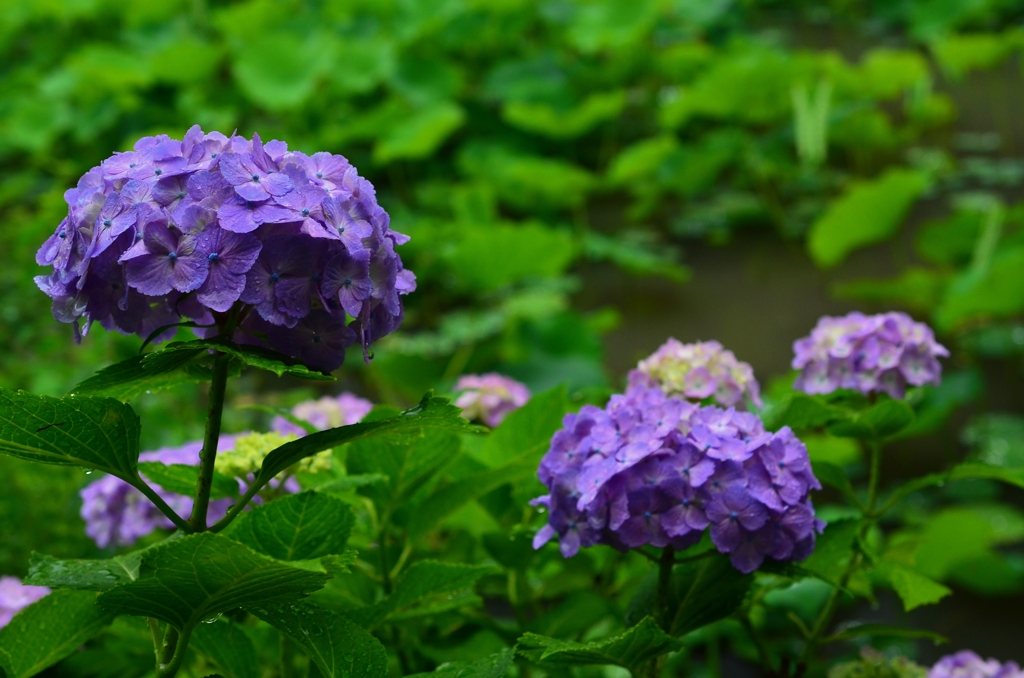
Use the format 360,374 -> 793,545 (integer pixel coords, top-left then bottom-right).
3,0 -> 1024,664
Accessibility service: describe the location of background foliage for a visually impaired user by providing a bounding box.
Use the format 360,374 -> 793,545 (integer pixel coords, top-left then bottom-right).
3,0 -> 1024,674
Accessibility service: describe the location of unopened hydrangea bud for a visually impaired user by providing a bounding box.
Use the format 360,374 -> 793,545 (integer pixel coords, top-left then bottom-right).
455,373 -> 530,427
271,392 -> 373,436
216,432 -> 297,477
929,651 -> 1024,678
828,648 -> 926,678
631,338 -> 761,409
0,577 -> 50,628
532,381 -> 823,573
36,127 -> 415,371
792,312 -> 948,399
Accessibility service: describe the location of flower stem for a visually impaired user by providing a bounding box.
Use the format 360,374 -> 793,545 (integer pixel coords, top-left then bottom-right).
133,479 -> 193,533
865,440 -> 882,513
190,352 -> 231,531
156,625 -> 192,678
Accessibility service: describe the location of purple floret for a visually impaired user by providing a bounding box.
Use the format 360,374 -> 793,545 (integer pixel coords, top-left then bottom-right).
792,311 -> 949,398
271,392 -> 374,436
0,577 -> 50,628
533,382 -> 824,573
454,373 -> 531,428
929,651 -> 1024,678
35,126 -> 414,371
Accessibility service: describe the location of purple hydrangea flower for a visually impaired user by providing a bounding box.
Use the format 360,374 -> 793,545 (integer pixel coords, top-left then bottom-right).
454,373 -> 531,428
0,577 -> 50,628
792,312 -> 949,399
929,651 -> 1024,678
630,339 -> 762,409
533,382 -> 824,573
36,127 -> 415,373
80,435 -> 242,548
271,392 -> 374,436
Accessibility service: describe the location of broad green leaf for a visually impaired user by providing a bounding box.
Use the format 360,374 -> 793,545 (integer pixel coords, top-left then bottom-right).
68,351 -> 206,399
190,618 -> 259,678
833,268 -> 947,314
808,169 -> 929,268
516,617 -> 679,672
823,623 -> 946,644
472,385 -> 571,468
0,389 -> 139,479
226,492 -> 354,561
606,135 -> 679,186
259,395 -> 476,499
827,398 -> 915,439
25,552 -> 141,591
138,462 -> 239,499
566,0 -> 659,54
936,245 -> 1024,332
502,91 -> 626,139
932,33 -> 1010,79
312,473 -> 390,494
458,143 -> 593,211
233,32 -> 334,110
351,561 -> 495,630
374,101 -> 466,164
882,463 -> 1024,513
810,461 -> 860,508
0,590 -> 115,678
407,461 -> 536,540
875,561 -> 951,611
97,533 -> 332,632
407,649 -> 514,678
765,394 -> 846,431
799,519 -> 859,586
445,222 -> 575,293
248,601 -> 387,678
153,338 -> 336,380
583,232 -> 690,283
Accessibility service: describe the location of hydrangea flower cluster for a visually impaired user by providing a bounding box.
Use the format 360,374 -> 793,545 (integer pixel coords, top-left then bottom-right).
272,392 -> 374,435
929,652 -> 1024,678
80,436 -> 242,548
630,338 -> 762,409
0,577 -> 50,628
532,383 -> 823,573
455,373 -> 531,427
792,312 -> 948,399
35,127 -> 415,371
828,648 -> 926,678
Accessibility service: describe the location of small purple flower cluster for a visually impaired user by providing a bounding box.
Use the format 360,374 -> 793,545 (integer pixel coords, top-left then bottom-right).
271,392 -> 374,436
532,384 -> 823,573
0,576 -> 50,628
36,127 -> 415,371
630,338 -> 762,409
80,436 -> 242,548
792,312 -> 948,399
929,651 -> 1024,678
455,373 -> 531,428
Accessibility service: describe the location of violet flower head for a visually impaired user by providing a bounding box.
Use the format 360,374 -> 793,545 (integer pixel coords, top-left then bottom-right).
454,373 -> 531,427
792,311 -> 949,399
271,392 -> 374,436
630,338 -> 762,409
79,435 -> 242,548
533,381 -> 824,573
36,126 -> 414,372
0,576 -> 50,628
929,651 -> 1024,678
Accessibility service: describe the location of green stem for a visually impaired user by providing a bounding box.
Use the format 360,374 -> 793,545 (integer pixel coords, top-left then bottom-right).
133,479 -> 193,533
655,545 -> 675,630
156,626 -> 192,678
190,352 -> 231,531
159,626 -> 179,667
147,618 -> 164,670
208,481 -> 261,533
865,440 -> 882,513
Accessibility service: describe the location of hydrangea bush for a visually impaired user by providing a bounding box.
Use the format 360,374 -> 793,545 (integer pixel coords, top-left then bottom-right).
0,132 -> 1018,678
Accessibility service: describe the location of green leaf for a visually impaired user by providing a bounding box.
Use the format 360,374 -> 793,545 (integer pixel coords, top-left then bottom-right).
472,386 -> 571,468
502,91 -> 626,139
445,222 -> 576,293
248,601 -> 387,678
936,245 -> 1024,332
811,462 -> 860,507
765,394 -> 847,431
516,617 -> 679,672
138,462 -> 239,499
582,232 -> 690,283
152,338 -> 336,380
0,590 -> 115,678
190,619 -> 259,678
254,394 -> 476,498
823,623 -> 946,644
827,398 -> 915,440
226,491 -> 354,561
25,552 -> 141,591
407,649 -> 514,678
882,463 -> 1024,513
374,101 -> 466,164
351,561 -> 495,630
875,560 -> 951,611
458,143 -> 594,211
97,533 -> 333,632
407,462 -> 535,540
68,351 -> 208,399
808,169 -> 929,268
0,389 -> 140,479
798,519 -> 859,586
233,32 -> 334,110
